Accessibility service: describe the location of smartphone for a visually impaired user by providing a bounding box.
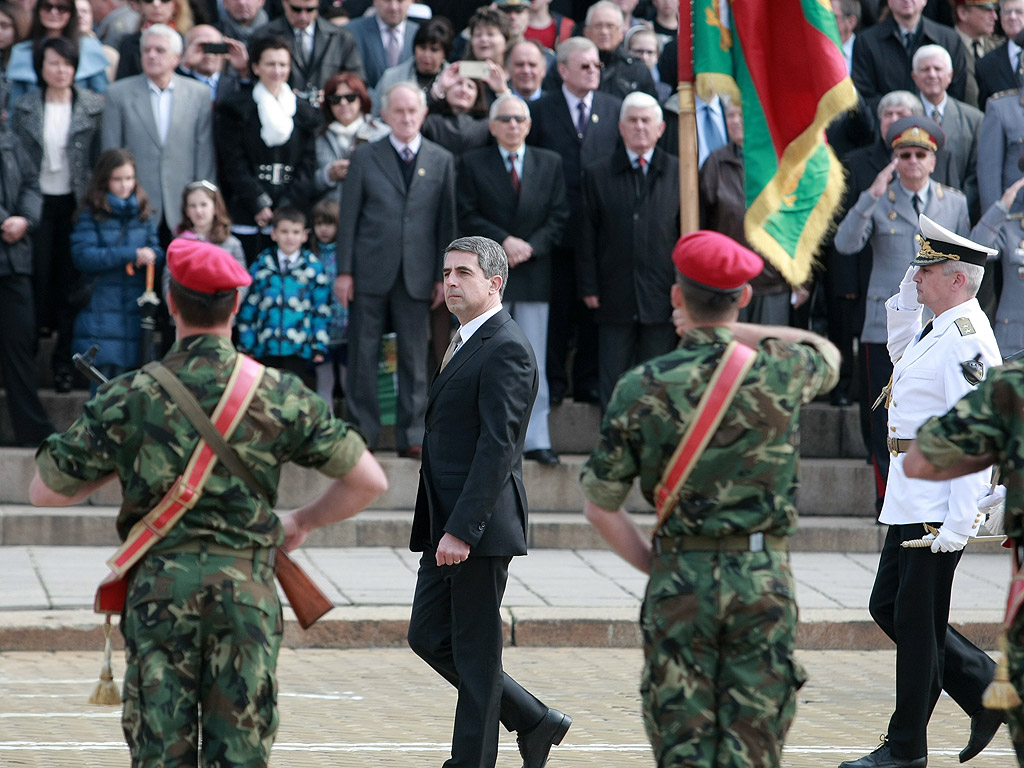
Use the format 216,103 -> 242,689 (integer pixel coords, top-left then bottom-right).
201,42 -> 230,54
459,60 -> 490,80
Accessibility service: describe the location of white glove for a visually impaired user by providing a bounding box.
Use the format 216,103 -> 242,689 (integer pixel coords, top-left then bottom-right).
897,264 -> 921,310
978,485 -> 1007,536
930,526 -> 969,553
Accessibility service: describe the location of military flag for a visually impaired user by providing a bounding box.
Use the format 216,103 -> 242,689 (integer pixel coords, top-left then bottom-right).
687,0 -> 856,286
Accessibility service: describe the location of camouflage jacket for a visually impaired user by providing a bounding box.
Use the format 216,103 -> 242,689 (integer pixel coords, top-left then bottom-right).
915,360 -> 1024,539
36,334 -> 366,549
580,326 -> 839,538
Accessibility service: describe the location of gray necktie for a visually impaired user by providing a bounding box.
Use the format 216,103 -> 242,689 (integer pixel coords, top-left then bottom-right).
702,104 -> 725,154
440,330 -> 462,371
385,26 -> 401,69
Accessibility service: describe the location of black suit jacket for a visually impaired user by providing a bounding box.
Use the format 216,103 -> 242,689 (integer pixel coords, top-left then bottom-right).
410,309 -> 538,557
976,43 -> 1017,109
526,89 -> 622,247
578,146 -> 680,324
852,16 -> 968,109
258,16 -> 365,93
456,145 -> 569,303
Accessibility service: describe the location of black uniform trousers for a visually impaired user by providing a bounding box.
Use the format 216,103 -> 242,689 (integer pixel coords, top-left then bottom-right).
869,523 -> 995,758
407,552 -> 547,768
0,274 -> 54,445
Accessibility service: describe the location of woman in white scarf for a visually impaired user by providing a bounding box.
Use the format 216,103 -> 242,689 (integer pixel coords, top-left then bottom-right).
214,34 -> 321,262
312,72 -> 389,206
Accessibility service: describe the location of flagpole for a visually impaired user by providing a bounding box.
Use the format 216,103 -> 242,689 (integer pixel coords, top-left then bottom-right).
677,0 -> 699,235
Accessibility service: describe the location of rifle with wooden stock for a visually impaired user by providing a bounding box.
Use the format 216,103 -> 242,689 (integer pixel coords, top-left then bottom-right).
75,346 -> 333,629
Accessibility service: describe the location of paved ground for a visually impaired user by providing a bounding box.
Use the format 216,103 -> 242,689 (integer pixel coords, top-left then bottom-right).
0,648 -> 1016,767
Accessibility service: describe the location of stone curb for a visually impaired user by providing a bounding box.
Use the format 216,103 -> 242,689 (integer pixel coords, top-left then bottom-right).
0,608 -> 1001,653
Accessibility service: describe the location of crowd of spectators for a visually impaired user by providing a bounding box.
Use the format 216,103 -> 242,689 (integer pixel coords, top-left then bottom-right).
1,0 -> 1022,462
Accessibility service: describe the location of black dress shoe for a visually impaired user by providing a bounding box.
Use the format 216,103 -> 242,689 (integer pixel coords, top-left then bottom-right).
517,708 -> 571,768
838,739 -> 926,768
959,709 -> 1005,763
524,448 -> 560,465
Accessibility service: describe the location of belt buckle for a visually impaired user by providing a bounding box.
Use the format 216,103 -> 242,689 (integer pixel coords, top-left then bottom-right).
887,437 -> 898,457
748,532 -> 764,553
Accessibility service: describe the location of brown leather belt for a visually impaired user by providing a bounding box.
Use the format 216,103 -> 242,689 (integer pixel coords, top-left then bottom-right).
887,437 -> 914,456
653,533 -> 787,555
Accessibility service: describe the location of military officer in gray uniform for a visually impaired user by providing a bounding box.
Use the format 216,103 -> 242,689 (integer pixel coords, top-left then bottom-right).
977,87 -> 1024,214
971,170 -> 1024,355
835,115 -> 970,514
838,215 -> 1003,768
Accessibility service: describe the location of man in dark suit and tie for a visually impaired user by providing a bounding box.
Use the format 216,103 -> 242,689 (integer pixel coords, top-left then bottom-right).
527,36 -> 622,405
346,0 -> 419,88
258,0 -> 364,102
458,94 -> 569,464
852,0 -> 969,110
975,0 -> 1024,108
336,82 -> 456,458
407,235 -> 571,768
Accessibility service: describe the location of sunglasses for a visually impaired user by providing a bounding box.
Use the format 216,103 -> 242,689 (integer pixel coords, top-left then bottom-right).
287,3 -> 318,13
493,114 -> 528,123
39,2 -> 71,13
328,93 -> 360,105
897,150 -> 930,160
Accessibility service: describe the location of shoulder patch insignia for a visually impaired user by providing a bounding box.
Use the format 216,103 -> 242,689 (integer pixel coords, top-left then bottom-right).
961,353 -> 985,386
990,88 -> 1021,101
955,317 -> 976,336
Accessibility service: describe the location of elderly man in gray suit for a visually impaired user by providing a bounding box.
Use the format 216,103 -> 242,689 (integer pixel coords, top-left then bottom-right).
101,24 -> 215,240
336,81 -> 457,459
912,44 -> 983,220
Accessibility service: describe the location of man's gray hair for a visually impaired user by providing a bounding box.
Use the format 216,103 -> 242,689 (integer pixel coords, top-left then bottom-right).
912,44 -> 952,74
556,36 -> 598,66
489,93 -> 530,121
381,81 -> 427,112
585,0 -> 624,27
445,236 -> 509,299
877,90 -> 924,119
941,260 -> 985,297
141,23 -> 184,56
836,0 -> 860,19
620,91 -> 662,123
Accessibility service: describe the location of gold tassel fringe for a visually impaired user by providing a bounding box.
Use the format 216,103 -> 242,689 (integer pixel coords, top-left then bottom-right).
88,616 -> 121,706
982,634 -> 1021,711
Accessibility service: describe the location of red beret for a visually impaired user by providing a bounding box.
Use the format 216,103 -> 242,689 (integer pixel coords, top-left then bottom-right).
167,237 -> 251,294
672,231 -> 763,291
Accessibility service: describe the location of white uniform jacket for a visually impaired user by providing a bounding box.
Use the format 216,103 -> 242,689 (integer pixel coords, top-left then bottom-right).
880,295 -> 1000,535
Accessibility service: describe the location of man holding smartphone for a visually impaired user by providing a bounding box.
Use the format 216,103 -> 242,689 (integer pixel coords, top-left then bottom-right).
179,25 -> 250,102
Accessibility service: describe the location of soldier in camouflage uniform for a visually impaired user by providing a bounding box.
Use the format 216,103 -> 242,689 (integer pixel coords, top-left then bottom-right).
28,238 -> 388,768
580,231 -> 840,768
906,369 -> 1024,766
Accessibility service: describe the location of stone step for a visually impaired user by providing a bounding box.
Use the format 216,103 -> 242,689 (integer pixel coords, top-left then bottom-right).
1,506 -> 1007,554
2,444 -> 873,515
0,387 -> 867,458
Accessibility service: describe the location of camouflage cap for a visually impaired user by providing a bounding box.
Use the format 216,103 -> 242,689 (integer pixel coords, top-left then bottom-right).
167,237 -> 252,293
886,115 -> 945,153
672,231 -> 763,292
913,213 -> 996,267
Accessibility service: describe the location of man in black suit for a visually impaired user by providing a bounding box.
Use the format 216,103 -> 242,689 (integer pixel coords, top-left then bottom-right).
407,235 -> 572,768
527,36 -> 622,405
852,0 -> 969,109
257,0 -> 364,102
975,0 -> 1024,108
579,91 -> 679,410
458,94 -> 569,464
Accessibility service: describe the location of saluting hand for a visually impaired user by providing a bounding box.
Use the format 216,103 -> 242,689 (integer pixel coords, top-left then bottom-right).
1000,176 -> 1024,210
869,158 -> 898,199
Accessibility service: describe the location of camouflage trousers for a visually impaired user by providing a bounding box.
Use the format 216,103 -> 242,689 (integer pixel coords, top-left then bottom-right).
640,548 -> 806,768
120,549 -> 283,768
1008,607 -> 1024,766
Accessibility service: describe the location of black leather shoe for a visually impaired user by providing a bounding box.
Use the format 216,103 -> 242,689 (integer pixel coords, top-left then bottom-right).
518,708 -> 571,768
959,709 -> 1005,763
838,740 -> 926,768
524,448 -> 560,465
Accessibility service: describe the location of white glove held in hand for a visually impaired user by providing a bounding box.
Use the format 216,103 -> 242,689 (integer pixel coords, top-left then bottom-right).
930,526 -> 969,553
897,264 -> 921,311
978,484 -> 1006,514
